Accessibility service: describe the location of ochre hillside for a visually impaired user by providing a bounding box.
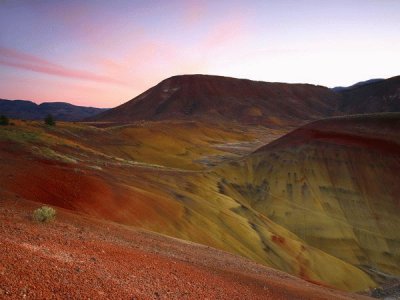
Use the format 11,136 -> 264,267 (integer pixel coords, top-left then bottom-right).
1,115 -> 398,293
210,113 -> 400,290
89,75 -> 339,125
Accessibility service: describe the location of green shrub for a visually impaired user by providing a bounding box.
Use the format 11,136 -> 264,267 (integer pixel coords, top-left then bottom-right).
44,114 -> 55,126
33,206 -> 56,223
0,115 -> 9,126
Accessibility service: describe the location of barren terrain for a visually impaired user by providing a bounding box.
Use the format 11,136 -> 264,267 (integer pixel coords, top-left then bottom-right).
0,196 -> 367,299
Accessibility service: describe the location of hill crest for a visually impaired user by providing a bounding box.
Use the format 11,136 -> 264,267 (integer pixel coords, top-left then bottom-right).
89,74 -> 339,125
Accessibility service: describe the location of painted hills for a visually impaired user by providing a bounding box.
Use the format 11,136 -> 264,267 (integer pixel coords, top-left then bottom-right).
1,74 -> 400,298
1,115 -> 399,294
0,99 -> 108,121
212,113 -> 400,287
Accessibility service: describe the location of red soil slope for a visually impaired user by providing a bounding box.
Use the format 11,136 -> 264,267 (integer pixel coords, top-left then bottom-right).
256,113 -> 400,153
0,195 -> 369,299
89,74 -> 339,125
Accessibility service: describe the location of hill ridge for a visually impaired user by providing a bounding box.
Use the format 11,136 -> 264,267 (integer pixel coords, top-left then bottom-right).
0,98 -> 108,121
89,74 -> 339,125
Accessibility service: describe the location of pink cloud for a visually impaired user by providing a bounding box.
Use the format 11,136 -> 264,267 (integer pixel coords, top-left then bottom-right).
0,72 -> 133,108
0,47 -> 126,85
184,1 -> 207,25
90,40 -> 182,87
203,13 -> 248,49
0,6 -> 254,107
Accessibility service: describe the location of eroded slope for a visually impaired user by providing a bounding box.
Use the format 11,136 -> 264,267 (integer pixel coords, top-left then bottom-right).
1,196 -> 366,299
210,113 -> 400,288
0,116 -> 398,292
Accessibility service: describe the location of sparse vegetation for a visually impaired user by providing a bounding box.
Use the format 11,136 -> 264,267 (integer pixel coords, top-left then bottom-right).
33,206 -> 56,223
0,115 -> 9,126
44,114 -> 56,126
32,146 -> 78,164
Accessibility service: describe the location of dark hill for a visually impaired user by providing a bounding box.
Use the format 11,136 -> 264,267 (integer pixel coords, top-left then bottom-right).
89,75 -> 339,125
0,99 -> 108,121
337,76 -> 400,114
256,113 -> 400,153
332,78 -> 385,92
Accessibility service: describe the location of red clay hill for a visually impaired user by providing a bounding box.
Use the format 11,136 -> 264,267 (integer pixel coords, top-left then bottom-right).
256,112 -> 400,153
89,74 -> 400,126
89,74 -> 339,125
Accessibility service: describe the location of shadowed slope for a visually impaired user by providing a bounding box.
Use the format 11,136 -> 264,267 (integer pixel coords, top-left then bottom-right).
332,79 -> 385,93
0,99 -> 108,121
89,75 -> 339,125
337,76 -> 400,113
88,74 -> 400,128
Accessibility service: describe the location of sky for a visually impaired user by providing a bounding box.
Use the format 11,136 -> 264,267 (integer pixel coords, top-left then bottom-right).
0,0 -> 399,108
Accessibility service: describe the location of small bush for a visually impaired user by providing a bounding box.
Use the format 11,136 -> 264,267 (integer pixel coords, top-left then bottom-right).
33,206 -> 56,223
44,114 -> 55,126
0,115 -> 9,126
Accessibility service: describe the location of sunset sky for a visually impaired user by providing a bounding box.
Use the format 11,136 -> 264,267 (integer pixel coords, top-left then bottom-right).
1,0 -> 399,108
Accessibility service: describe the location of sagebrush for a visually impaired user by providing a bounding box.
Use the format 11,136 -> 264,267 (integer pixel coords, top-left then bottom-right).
44,114 -> 55,126
33,206 -> 56,222
0,115 -> 9,126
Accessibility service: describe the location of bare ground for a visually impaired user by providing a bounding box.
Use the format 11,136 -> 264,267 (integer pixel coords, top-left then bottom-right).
0,194 -> 370,300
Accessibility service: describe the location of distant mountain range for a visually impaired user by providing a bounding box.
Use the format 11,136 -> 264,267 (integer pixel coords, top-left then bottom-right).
337,75 -> 400,114
0,99 -> 108,121
331,78 -> 385,92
